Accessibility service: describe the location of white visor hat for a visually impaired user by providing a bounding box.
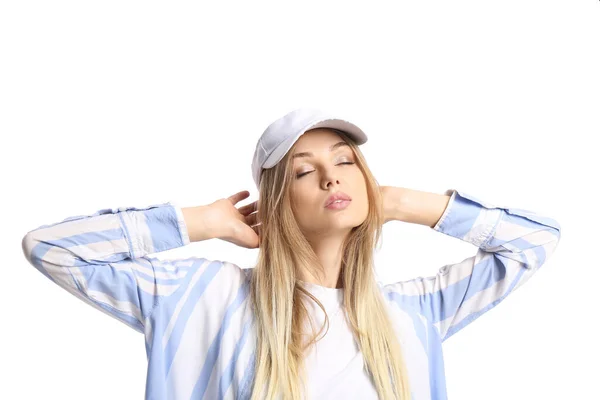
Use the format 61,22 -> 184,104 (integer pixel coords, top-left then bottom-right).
251,107 -> 369,188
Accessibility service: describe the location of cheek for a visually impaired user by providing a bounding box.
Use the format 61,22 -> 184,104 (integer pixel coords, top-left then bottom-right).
352,176 -> 369,208
351,171 -> 367,191
295,194 -> 326,226
290,190 -> 313,216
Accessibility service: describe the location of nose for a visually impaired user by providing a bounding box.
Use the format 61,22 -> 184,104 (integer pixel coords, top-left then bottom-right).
321,168 -> 341,189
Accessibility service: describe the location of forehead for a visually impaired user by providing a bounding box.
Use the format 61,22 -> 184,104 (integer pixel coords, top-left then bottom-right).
294,128 -> 346,149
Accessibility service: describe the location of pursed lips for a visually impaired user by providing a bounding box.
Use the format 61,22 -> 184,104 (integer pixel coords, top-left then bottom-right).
324,192 -> 352,207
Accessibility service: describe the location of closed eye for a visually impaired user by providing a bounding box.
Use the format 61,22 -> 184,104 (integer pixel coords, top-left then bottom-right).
296,162 -> 355,179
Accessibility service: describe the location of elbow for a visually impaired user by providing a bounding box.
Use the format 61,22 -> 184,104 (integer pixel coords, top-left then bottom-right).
551,219 -> 562,246
544,224 -> 562,263
21,232 -> 38,266
22,233 -> 33,263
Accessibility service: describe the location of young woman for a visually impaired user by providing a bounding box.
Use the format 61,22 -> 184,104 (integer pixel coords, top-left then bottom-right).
21,107 -> 561,399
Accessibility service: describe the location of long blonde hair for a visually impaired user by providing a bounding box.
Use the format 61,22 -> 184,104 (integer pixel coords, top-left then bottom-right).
247,129 -> 411,399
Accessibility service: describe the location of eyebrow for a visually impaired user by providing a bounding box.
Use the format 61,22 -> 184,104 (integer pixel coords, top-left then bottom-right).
292,141 -> 350,159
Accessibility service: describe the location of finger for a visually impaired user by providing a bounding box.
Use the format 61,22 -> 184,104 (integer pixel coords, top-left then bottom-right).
238,200 -> 258,215
229,190 -> 250,205
246,211 -> 258,226
242,224 -> 260,249
252,224 -> 261,243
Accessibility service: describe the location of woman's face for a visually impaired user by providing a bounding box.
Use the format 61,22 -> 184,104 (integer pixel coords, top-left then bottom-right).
289,128 -> 369,237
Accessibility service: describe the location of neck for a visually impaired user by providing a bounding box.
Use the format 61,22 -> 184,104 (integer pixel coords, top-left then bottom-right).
299,231 -> 347,288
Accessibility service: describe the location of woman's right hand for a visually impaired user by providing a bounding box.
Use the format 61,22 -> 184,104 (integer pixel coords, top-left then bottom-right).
183,190 -> 260,249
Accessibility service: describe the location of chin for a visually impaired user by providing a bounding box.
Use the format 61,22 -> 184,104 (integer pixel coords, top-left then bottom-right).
327,214 -> 362,227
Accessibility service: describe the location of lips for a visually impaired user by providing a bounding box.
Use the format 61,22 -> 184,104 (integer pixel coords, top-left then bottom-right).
324,191 -> 352,207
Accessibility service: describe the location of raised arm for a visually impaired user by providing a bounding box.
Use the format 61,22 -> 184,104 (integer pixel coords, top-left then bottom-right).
382,189 -> 561,343
20,202 -> 204,333
21,188 -> 260,334
21,189 -> 259,334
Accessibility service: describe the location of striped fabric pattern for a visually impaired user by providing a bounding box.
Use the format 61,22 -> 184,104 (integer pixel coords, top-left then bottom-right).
21,189 -> 561,399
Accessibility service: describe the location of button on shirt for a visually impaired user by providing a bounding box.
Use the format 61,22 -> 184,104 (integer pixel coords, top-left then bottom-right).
21,189 -> 561,399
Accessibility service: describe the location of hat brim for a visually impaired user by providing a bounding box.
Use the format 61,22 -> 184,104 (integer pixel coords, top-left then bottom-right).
262,118 -> 368,169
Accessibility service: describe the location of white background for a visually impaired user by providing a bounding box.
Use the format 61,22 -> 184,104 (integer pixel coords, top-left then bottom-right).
2,1 -> 598,399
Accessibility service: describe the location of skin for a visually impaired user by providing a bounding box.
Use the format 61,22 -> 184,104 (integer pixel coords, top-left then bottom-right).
289,128 -> 369,288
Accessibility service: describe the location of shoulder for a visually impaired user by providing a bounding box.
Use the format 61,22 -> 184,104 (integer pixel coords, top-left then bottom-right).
203,258 -> 251,289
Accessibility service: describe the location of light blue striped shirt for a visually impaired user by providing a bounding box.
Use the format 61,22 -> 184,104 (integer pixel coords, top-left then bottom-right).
21,189 -> 561,399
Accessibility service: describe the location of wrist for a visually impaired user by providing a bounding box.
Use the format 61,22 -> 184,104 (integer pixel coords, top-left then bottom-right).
182,205 -> 216,242
393,188 -> 451,227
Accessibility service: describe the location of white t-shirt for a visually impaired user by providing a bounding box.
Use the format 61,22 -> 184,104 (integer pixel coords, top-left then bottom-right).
297,280 -> 381,399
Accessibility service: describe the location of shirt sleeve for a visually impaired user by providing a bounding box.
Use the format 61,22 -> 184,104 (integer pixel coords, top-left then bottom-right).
21,201 -> 199,334
382,189 -> 561,343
